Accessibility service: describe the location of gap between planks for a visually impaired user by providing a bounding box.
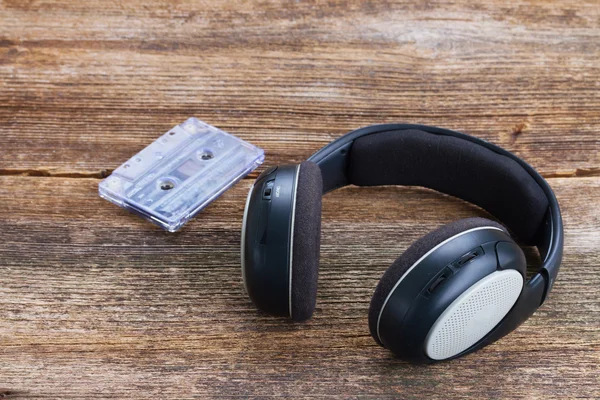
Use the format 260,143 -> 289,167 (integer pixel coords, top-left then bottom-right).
1,167 -> 599,180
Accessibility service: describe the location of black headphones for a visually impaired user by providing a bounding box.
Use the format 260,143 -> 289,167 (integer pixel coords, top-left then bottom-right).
241,124 -> 563,363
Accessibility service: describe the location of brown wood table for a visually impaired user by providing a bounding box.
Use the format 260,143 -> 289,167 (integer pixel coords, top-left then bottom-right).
1,1 -> 599,398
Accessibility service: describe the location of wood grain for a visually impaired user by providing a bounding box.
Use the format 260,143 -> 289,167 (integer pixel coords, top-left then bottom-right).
0,176 -> 599,399
0,0 -> 599,398
1,0 -> 599,176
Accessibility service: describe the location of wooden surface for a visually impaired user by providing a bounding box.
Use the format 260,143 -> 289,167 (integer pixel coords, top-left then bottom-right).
1,0 -> 599,398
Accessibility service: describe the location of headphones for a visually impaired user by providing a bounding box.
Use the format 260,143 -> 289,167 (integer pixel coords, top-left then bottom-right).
241,124 -> 563,363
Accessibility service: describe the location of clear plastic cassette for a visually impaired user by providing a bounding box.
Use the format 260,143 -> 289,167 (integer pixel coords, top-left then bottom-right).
99,118 -> 264,232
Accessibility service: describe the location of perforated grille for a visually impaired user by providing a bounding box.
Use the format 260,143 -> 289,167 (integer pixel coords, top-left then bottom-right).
425,270 -> 523,360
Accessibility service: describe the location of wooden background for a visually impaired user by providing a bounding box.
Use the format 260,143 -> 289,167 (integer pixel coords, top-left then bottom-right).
1,0 -> 599,398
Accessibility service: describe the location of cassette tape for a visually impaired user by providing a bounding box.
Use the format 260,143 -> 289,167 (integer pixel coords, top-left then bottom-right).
99,118 -> 264,232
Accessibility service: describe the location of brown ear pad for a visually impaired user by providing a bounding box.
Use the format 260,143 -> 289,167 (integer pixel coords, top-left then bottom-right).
290,161 -> 323,321
368,217 -> 507,344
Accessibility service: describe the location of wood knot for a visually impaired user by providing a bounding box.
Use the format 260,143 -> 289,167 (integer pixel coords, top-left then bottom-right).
511,122 -> 529,142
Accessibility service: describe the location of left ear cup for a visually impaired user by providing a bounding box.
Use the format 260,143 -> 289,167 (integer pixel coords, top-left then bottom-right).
242,162 -> 322,321
289,161 -> 323,321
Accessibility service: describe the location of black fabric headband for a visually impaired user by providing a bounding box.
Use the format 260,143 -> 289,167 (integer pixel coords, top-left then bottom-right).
308,124 -> 563,301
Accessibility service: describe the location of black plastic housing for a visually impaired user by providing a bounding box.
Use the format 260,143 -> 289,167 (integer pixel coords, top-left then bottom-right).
242,164 -> 299,317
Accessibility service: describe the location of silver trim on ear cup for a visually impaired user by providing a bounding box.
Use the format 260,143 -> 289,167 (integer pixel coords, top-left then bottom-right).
288,164 -> 301,319
240,184 -> 254,295
376,226 -> 505,344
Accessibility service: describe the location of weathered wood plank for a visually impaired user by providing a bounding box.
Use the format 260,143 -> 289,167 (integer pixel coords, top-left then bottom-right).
1,0 -> 599,398
0,176 -> 598,398
1,1 -> 599,176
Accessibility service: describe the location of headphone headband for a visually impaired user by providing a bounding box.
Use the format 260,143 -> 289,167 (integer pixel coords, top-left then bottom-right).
308,124 -> 563,304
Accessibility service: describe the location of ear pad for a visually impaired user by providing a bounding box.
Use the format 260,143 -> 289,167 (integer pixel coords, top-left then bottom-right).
368,217 -> 507,344
290,161 -> 323,321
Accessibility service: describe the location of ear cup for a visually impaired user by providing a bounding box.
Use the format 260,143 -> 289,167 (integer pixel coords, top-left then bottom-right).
368,217 -> 507,344
290,161 -> 323,321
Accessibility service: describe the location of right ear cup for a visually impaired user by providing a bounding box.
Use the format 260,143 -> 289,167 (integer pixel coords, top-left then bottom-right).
368,217 -> 508,345
289,161 -> 323,321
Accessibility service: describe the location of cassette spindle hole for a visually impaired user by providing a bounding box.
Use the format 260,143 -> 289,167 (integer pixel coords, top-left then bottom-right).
200,150 -> 214,161
160,180 -> 175,191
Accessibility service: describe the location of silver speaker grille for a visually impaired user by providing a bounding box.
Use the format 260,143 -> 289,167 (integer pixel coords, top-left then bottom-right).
424,270 -> 523,360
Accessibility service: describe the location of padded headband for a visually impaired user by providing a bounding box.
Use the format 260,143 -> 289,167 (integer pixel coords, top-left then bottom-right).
348,129 -> 546,243
308,124 -> 563,301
